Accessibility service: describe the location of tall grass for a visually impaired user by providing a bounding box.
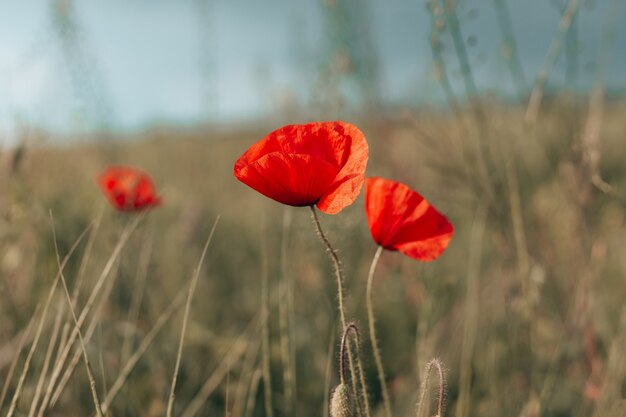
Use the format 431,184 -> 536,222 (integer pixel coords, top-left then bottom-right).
1,102 -> 624,416
2,0 -> 626,411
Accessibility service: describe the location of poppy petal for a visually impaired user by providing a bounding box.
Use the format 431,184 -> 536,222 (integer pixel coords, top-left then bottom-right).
365,177 -> 453,261
236,123 -> 350,172
236,152 -> 338,207
394,228 -> 454,261
317,123 -> 368,214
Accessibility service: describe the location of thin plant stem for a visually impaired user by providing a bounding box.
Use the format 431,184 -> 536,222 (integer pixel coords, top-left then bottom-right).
101,287 -> 187,414
180,318 -> 256,417
70,206 -> 104,308
525,0 -> 580,122
244,369 -> 263,417
309,206 -> 365,417
338,325 -> 350,385
0,309 -> 38,412
428,0 -> 461,117
232,334 -> 261,417
323,329 -> 336,417
442,0 -> 495,198
430,0 -> 495,209
583,0 -> 623,198
365,245 -> 391,417
50,215 -> 104,417
493,0 -> 528,99
309,206 -> 347,326
166,215 -> 220,417
225,370 -> 231,417
416,358 -> 446,417
49,261 -> 119,408
339,323 -> 372,417
44,214 -> 143,411
121,228 -> 154,365
444,0 -> 480,100
455,201 -> 487,417
27,301 -> 64,417
260,220 -> 274,417
6,222 -> 92,417
278,208 -> 295,416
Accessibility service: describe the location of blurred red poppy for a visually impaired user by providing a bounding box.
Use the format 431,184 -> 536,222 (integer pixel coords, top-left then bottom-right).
98,166 -> 162,211
365,177 -> 453,261
234,121 -> 368,214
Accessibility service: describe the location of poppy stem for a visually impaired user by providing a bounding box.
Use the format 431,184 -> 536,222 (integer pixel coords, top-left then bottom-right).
366,245 -> 392,417
309,206 -> 347,326
339,324 -> 360,386
416,358 -> 447,417
309,206 -> 370,417
338,323 -> 371,417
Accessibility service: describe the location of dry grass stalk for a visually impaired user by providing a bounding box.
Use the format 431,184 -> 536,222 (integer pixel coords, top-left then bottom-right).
180,324 -> 253,417
0,309 -> 38,411
443,0 -> 480,101
120,228 -> 155,364
492,0 -> 528,98
70,206 -> 103,308
27,301 -> 64,417
455,201 -> 487,417
231,336 -> 261,417
244,369 -> 263,417
6,222 -> 92,417
278,208 -> 295,416
100,286 -> 187,414
582,0 -> 623,198
166,215 -> 220,417
50,213 -> 104,417
43,214 -> 143,410
48,260 -> 119,408
260,219 -> 274,417
428,0 -> 460,116
525,0 -> 580,122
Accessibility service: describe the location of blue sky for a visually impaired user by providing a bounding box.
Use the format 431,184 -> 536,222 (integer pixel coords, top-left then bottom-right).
0,0 -> 624,141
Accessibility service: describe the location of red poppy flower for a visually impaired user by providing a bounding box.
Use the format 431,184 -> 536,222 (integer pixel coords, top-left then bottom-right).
234,121 -> 368,214
98,166 -> 162,211
365,177 -> 453,261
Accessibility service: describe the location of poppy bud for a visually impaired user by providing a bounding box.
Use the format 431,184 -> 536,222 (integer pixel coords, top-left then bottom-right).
330,383 -> 353,417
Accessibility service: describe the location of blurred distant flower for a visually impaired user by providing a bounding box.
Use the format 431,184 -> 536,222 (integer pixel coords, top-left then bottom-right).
365,177 -> 453,261
234,121 -> 368,214
98,165 -> 162,211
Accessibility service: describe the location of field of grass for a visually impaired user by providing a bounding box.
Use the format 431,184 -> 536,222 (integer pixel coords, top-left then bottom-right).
1,100 -> 626,416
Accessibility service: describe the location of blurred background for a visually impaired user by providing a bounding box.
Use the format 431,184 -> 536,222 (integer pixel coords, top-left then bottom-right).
1,0 -> 625,140
1,1 -> 626,417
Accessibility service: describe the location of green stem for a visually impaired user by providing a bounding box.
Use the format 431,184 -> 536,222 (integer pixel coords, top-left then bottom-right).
366,245 -> 391,417
310,206 -> 369,417
309,206 -> 347,326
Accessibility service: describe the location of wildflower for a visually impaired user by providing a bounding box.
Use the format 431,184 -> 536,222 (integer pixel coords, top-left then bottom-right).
98,165 -> 162,211
364,178 -> 453,416
234,121 -> 368,214
365,177 -> 453,261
